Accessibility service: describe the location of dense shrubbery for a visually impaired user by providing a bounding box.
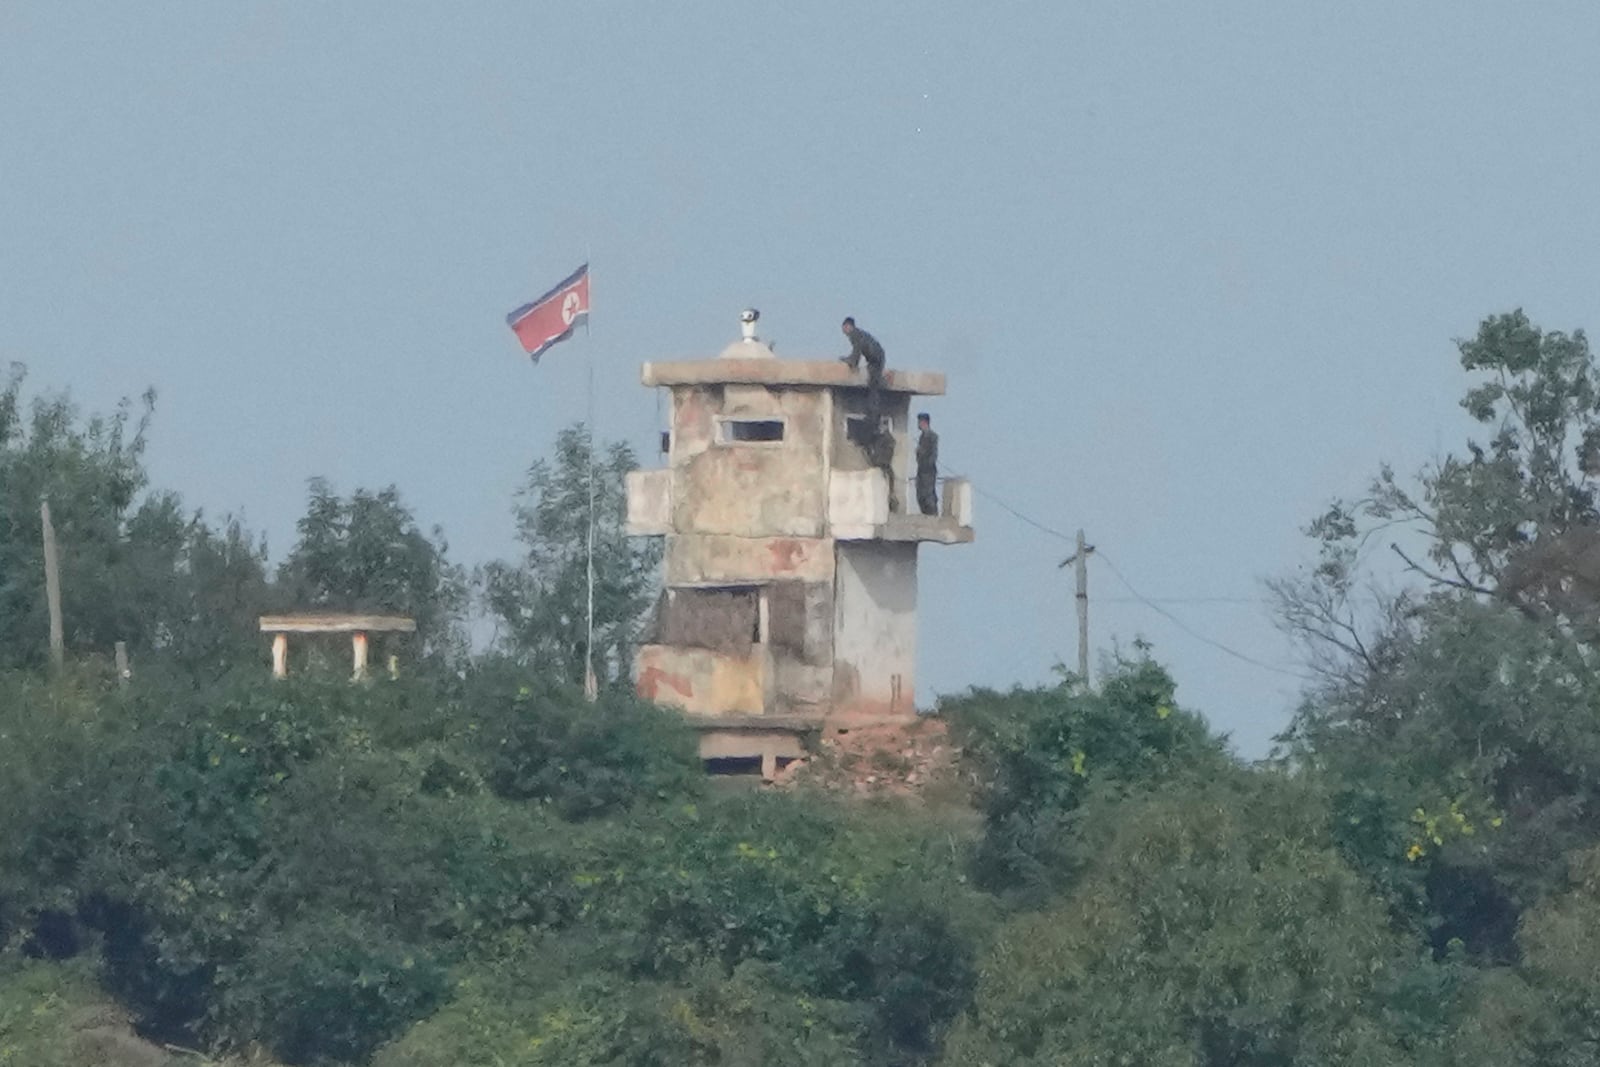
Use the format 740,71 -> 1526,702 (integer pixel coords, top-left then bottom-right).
16,315 -> 1600,1062
469,663 -> 703,818
13,641 -> 1600,1063
940,650 -> 1228,897
0,664 -> 988,1064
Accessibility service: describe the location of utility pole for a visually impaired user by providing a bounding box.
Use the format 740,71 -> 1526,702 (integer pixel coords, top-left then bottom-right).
41,499 -> 65,672
1059,529 -> 1094,687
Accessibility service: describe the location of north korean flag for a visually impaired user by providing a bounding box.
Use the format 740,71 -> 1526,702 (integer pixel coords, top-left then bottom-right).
506,263 -> 590,361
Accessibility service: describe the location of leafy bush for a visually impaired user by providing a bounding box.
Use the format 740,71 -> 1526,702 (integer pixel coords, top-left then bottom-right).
0,958 -> 130,1067
566,791 -> 986,1063
220,918 -> 446,1066
470,671 -> 702,819
941,773 -> 1421,1066
374,960 -> 867,1067
941,652 -> 1229,894
0,672 -> 110,948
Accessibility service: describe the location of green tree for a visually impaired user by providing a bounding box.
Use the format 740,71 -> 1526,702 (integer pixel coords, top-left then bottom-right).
120,493 -> 272,675
1274,312 -> 1600,955
0,368 -> 152,669
941,774 -> 1429,1067
941,650 -> 1229,896
482,423 -> 660,687
0,369 -> 269,674
277,479 -> 468,665
1273,310 -> 1600,688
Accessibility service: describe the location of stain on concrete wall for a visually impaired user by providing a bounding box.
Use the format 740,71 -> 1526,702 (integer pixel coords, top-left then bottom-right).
672,387 -> 830,538
637,643 -> 767,716
773,659 -> 832,714
671,386 -> 719,460
665,534 -> 834,586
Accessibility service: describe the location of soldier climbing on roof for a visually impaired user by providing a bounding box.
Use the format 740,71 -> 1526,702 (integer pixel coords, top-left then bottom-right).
839,316 -> 886,419
840,317 -> 898,511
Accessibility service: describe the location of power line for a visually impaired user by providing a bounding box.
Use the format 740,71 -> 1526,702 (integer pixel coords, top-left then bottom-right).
1094,550 -> 1314,682
1101,596 -> 1266,605
952,472 -> 1314,682
970,484 -> 1077,544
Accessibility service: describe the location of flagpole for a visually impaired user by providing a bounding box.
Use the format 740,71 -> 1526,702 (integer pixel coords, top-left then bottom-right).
583,256 -> 597,701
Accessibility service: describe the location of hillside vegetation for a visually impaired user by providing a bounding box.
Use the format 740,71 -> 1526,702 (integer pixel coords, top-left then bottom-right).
7,311 -> 1600,1063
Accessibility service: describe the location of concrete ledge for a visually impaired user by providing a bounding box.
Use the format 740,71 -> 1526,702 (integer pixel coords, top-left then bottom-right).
835,514 -> 976,544
259,614 -> 416,633
823,712 -> 924,730
683,713 -> 826,732
643,358 -> 945,396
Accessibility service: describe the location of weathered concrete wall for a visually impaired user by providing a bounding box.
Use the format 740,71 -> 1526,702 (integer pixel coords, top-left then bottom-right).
773,659 -> 833,715
636,643 -> 769,716
829,469 -> 889,538
670,385 -> 720,460
625,469 -> 672,535
831,542 -> 918,719
632,359 -> 962,731
768,578 -> 834,714
671,385 -> 830,538
665,534 -> 835,586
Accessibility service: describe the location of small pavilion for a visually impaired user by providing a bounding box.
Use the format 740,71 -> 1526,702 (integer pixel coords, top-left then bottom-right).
259,613 -> 416,680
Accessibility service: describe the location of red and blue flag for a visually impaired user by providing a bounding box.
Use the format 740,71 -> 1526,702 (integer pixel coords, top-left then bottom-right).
506,263 -> 590,361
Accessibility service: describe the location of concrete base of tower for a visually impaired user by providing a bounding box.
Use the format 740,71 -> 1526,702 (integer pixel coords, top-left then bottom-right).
686,714 -> 822,781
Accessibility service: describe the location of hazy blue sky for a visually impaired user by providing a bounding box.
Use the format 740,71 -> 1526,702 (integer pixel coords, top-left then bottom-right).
5,2 -> 1599,754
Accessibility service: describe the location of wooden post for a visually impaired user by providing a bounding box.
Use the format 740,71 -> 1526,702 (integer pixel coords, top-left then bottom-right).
1058,530 -> 1094,688
1075,529 -> 1090,686
114,641 -> 130,685
352,631 -> 369,681
271,633 -> 288,679
41,500 -> 64,672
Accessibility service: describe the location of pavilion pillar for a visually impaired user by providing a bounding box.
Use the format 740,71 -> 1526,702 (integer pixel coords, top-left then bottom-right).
352,631 -> 369,681
271,633 -> 288,679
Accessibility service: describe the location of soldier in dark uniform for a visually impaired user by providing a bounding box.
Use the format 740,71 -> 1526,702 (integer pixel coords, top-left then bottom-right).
915,412 -> 939,516
840,317 -> 886,419
866,427 -> 898,514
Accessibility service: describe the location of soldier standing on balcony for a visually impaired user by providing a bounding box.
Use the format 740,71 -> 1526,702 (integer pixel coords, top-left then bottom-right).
915,413 -> 939,515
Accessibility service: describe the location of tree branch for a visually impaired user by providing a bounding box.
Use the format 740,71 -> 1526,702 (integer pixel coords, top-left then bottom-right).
1389,542 -> 1496,596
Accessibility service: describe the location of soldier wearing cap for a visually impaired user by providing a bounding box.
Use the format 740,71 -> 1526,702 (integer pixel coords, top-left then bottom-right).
915,413 -> 939,516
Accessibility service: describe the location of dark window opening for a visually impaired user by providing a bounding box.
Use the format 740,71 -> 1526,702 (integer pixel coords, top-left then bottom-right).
705,756 -> 764,776
704,756 -> 799,779
846,414 -> 891,445
721,419 -> 785,443
659,430 -> 671,453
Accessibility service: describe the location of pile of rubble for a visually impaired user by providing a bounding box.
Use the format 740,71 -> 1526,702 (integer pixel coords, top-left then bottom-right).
775,715 -> 964,799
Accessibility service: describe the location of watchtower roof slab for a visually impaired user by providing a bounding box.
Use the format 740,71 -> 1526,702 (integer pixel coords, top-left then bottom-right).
641,357 -> 946,396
